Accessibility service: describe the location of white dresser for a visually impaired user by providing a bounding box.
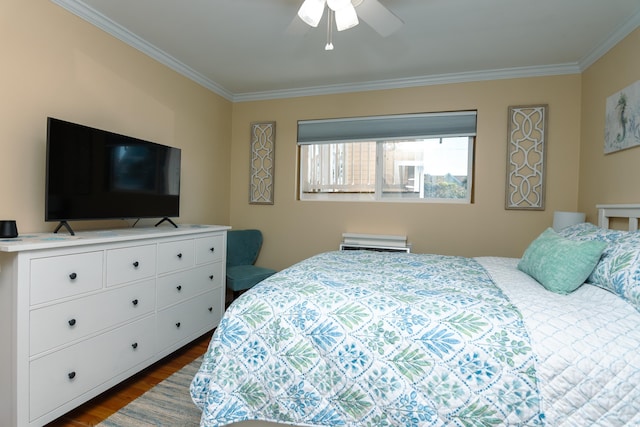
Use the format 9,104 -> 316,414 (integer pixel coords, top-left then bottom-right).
0,225 -> 230,427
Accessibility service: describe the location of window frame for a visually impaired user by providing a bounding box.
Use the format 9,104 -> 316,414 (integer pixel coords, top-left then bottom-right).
297,111 -> 477,204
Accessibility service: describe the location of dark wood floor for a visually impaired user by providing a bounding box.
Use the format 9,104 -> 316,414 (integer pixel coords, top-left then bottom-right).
45,332 -> 211,427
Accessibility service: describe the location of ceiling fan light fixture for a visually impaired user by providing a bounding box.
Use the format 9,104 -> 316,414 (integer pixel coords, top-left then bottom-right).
326,0 -> 358,31
298,0 -> 326,27
334,5 -> 358,31
326,0 -> 350,11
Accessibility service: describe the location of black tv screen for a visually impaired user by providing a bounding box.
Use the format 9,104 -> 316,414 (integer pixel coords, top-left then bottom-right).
45,117 -> 181,223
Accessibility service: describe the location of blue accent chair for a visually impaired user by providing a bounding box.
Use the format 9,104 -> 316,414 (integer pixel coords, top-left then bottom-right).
226,229 -> 276,301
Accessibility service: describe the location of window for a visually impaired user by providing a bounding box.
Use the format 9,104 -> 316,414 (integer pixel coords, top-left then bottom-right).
298,112 -> 476,202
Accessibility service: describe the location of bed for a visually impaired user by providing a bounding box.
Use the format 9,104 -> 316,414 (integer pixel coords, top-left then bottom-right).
191,205 -> 640,426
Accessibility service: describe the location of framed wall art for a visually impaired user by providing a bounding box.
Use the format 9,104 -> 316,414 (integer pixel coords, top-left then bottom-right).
505,104 -> 548,210
249,121 -> 276,205
605,79 -> 640,154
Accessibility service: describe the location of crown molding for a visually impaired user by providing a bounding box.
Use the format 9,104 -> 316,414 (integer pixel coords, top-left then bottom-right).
232,64 -> 581,102
52,0 -> 639,103
51,0 -> 235,101
578,7 -> 640,71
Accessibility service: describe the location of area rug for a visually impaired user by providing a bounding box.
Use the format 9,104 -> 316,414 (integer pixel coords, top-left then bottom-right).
98,356 -> 203,427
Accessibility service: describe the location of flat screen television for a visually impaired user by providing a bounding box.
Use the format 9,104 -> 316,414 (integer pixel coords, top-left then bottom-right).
45,117 -> 181,235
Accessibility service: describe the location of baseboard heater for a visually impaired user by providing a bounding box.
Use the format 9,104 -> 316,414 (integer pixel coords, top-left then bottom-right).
339,233 -> 411,253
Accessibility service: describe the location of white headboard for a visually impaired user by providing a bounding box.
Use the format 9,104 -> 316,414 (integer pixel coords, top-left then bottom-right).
597,204 -> 640,231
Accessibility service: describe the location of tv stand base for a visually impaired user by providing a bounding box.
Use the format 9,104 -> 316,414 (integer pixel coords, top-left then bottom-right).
53,221 -> 75,236
155,217 -> 178,228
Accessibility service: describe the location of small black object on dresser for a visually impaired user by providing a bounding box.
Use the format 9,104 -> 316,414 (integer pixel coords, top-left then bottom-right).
0,220 -> 18,238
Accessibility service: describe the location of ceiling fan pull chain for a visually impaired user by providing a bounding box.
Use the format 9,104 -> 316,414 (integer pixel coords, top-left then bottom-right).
325,9 -> 334,50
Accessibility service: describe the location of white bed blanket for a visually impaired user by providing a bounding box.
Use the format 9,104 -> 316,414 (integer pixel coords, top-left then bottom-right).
477,257 -> 640,426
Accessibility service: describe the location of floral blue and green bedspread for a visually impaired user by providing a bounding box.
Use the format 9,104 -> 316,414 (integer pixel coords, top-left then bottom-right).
191,251 -> 544,426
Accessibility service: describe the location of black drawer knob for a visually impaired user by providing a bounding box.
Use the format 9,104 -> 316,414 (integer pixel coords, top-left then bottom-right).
177,253 -> 183,259
69,272 -> 77,280
68,318 -> 76,327
68,371 -> 76,380
133,261 -> 140,268
208,307 -> 213,312
176,285 -> 182,291
175,322 -> 181,328
209,275 -> 214,280
132,342 -> 138,349
210,247 -> 215,253
132,299 -> 139,306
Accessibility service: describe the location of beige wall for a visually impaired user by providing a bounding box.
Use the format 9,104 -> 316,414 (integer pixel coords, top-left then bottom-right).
579,27 -> 640,222
0,0 -> 232,233
231,76 -> 583,270
8,1 -> 634,273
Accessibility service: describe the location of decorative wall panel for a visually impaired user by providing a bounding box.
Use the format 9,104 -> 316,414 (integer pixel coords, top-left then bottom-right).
505,105 -> 548,210
249,122 -> 275,205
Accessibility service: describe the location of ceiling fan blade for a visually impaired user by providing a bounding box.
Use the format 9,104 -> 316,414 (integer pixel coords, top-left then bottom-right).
356,0 -> 403,37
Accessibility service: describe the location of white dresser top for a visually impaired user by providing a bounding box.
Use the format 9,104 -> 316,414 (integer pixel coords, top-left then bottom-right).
0,224 -> 231,252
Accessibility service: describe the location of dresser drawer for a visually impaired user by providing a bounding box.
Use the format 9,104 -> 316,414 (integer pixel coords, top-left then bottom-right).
157,239 -> 195,273
30,315 -> 156,422
156,263 -> 223,309
30,251 -> 103,305
156,289 -> 223,351
30,279 -> 155,356
195,234 -> 224,264
106,244 -> 156,286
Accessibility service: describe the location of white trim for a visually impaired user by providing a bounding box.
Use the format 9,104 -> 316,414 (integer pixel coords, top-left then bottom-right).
51,0 -> 640,102
233,64 -> 580,102
579,8 -> 640,72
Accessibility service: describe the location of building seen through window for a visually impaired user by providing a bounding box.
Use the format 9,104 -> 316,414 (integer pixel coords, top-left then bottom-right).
300,137 -> 473,202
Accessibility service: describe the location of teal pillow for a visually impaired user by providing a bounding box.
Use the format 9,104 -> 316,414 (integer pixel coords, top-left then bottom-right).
518,228 -> 607,294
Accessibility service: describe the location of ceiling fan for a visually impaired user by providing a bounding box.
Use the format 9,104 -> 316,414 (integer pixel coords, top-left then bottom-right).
294,0 -> 403,49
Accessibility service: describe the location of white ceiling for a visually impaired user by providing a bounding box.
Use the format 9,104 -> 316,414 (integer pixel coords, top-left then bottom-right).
53,0 -> 640,102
